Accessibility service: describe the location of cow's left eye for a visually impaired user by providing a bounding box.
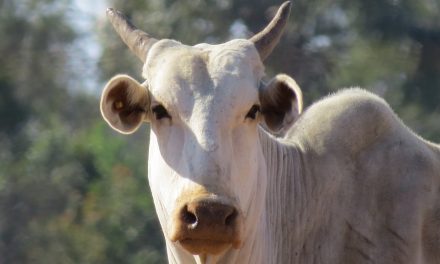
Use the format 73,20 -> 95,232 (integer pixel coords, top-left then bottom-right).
245,104 -> 260,120
152,104 -> 171,120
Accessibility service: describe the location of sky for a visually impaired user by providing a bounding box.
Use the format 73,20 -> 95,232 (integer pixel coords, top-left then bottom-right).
68,0 -> 107,94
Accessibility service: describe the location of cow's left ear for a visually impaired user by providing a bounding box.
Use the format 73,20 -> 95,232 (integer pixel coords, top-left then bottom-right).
100,75 -> 150,134
259,74 -> 303,135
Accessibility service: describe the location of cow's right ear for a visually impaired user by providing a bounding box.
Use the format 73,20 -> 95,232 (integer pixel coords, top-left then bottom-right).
100,75 -> 150,134
259,74 -> 303,136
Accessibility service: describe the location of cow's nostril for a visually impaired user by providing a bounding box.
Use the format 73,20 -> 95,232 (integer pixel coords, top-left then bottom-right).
225,208 -> 237,226
181,206 -> 197,225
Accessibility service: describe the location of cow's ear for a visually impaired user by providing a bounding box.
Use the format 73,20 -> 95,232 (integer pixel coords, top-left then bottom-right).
100,74 -> 150,134
259,74 -> 303,135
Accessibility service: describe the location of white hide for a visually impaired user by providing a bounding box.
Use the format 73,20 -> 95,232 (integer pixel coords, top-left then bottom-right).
102,40 -> 440,264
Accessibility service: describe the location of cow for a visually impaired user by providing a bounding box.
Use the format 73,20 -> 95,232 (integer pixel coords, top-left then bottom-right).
100,1 -> 440,263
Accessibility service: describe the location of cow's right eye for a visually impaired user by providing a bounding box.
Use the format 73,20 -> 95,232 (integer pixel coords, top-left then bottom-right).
245,104 -> 261,120
152,105 -> 171,120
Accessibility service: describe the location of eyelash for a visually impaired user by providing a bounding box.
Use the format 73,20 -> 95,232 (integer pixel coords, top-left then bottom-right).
245,104 -> 260,120
151,105 -> 171,120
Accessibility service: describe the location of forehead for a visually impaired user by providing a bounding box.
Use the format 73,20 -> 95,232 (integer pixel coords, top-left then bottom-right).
143,39 -> 264,117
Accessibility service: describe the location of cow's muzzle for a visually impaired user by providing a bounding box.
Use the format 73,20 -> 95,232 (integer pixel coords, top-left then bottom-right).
169,197 -> 242,255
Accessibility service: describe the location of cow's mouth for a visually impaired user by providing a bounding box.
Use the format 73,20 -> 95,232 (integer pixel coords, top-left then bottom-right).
179,238 -> 240,255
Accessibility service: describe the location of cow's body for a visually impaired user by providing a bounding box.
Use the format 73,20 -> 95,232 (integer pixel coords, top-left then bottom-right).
100,2 -> 440,263
260,88 -> 440,263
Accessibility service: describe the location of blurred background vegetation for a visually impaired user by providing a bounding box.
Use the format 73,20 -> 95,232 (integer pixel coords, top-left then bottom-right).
0,0 -> 439,263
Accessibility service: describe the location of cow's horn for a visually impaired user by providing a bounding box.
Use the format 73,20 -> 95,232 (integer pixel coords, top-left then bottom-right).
106,8 -> 158,63
250,1 -> 291,61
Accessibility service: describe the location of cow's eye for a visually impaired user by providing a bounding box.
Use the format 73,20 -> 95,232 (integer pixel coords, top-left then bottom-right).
152,105 -> 171,120
245,104 -> 260,120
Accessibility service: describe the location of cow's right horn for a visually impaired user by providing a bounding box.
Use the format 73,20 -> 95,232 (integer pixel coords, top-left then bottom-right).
250,1 -> 291,61
106,8 -> 158,63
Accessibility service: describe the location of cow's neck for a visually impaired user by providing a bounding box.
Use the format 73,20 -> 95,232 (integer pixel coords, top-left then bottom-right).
258,128 -> 326,263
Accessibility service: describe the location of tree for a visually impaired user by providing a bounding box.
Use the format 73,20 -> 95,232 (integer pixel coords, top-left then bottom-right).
1,1 -> 165,263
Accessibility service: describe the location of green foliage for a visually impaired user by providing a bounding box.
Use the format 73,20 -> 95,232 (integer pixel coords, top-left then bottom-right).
1,116 -> 164,263
329,36 -> 417,95
0,0 -> 165,263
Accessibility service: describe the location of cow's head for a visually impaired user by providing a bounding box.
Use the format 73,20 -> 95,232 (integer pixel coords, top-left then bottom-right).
100,1 -> 302,260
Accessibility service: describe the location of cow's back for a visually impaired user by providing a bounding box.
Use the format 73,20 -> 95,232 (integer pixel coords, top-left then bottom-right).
284,88 -> 440,263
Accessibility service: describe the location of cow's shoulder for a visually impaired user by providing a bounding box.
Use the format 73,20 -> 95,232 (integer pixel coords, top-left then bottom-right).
286,87 -> 440,220
286,88 -> 400,155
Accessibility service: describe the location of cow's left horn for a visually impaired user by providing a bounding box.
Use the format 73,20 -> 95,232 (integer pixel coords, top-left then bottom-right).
250,1 -> 291,61
106,8 -> 158,63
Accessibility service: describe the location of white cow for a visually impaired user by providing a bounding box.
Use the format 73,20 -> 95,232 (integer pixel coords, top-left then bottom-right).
100,2 -> 440,263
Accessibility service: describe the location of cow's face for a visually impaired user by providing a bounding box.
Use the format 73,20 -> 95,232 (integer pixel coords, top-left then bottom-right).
145,39 -> 267,255
100,1 -> 301,259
